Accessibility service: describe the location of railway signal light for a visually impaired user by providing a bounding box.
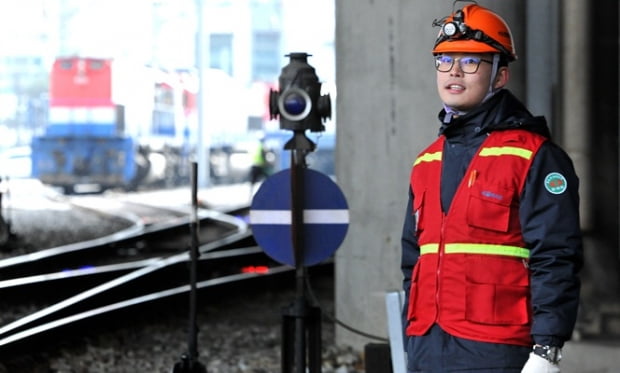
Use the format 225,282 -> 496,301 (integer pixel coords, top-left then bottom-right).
269,52 -> 331,133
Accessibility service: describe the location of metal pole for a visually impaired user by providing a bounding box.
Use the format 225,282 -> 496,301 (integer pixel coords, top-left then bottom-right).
173,162 -> 207,373
284,131 -> 322,373
291,145 -> 306,373
189,162 -> 200,364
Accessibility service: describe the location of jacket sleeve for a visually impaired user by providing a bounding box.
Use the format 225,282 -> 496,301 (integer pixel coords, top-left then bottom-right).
401,186 -> 420,347
520,141 -> 584,347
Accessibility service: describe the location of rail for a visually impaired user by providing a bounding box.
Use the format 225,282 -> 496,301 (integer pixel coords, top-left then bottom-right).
0,204 -> 295,358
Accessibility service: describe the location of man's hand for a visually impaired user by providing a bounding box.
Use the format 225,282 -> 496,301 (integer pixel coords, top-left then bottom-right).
521,352 -> 560,373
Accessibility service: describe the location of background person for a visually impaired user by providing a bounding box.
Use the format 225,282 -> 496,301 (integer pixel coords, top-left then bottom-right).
248,137 -> 272,197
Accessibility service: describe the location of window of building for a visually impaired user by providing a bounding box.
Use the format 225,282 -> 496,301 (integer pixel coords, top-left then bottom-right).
252,31 -> 280,81
210,33 -> 233,76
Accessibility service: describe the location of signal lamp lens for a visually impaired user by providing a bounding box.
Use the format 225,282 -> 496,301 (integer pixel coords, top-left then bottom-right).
283,92 -> 307,115
278,87 -> 312,121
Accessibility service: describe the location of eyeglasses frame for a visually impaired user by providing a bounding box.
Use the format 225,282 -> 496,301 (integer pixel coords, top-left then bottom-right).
434,55 -> 493,74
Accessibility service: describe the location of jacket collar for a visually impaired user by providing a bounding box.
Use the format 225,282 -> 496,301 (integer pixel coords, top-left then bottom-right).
438,89 -> 551,139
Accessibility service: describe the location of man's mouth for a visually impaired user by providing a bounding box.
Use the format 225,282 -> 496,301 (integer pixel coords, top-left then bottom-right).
447,84 -> 465,91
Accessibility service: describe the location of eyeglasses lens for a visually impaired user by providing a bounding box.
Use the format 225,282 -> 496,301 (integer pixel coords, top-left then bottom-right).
435,56 -> 482,74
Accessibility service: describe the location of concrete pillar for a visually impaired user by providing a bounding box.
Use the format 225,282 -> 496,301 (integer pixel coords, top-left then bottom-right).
335,0 -> 436,349
561,0 -> 591,231
525,0 -> 558,125
334,0 -> 524,350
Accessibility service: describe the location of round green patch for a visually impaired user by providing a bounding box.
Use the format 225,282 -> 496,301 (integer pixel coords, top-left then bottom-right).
544,172 -> 567,194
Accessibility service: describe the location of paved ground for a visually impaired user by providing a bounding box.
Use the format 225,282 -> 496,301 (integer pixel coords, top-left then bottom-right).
561,340 -> 620,372
95,181 -> 256,212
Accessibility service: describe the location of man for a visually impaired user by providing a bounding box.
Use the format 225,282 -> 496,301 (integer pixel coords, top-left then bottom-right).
400,3 -> 583,372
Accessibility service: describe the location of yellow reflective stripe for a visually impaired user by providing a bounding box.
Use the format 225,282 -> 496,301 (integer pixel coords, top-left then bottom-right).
419,243 -> 529,258
414,151 -> 442,166
445,243 -> 529,258
420,243 -> 439,255
479,146 -> 532,160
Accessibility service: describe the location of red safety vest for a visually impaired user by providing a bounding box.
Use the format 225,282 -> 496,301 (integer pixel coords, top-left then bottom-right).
406,129 -> 547,346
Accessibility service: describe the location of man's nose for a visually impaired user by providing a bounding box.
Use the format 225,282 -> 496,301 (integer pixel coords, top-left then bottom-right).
450,59 -> 463,75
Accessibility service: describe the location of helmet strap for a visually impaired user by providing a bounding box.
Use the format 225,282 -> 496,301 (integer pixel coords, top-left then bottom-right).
482,54 -> 501,103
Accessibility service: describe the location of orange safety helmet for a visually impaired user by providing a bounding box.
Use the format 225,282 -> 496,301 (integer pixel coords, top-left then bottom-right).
432,2 -> 517,61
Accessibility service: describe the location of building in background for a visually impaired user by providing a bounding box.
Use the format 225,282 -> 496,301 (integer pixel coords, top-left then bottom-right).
0,0 -> 335,182
0,0 -> 335,140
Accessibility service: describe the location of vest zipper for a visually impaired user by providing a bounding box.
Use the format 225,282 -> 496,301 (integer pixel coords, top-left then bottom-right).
436,214 -> 446,322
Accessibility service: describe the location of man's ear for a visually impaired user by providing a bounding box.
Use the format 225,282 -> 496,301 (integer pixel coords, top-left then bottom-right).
493,66 -> 509,89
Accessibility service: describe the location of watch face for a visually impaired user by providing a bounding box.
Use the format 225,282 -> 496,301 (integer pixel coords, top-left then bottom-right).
533,345 -> 562,364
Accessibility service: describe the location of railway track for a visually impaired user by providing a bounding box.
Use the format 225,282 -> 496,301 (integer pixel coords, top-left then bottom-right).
0,199 -> 241,279
0,196 -> 300,361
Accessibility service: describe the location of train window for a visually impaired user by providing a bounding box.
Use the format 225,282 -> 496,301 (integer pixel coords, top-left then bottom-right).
155,84 -> 174,105
59,60 -> 73,70
90,60 -> 105,70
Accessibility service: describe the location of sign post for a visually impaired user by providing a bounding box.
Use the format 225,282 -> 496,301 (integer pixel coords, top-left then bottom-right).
251,52 -> 345,373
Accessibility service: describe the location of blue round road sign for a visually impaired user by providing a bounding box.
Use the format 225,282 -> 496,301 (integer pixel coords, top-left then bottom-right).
250,168 -> 349,266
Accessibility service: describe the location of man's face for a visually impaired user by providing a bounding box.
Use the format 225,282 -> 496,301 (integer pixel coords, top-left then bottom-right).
435,52 -> 500,112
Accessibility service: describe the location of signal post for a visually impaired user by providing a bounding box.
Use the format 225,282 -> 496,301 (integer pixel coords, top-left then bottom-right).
250,53 -> 348,373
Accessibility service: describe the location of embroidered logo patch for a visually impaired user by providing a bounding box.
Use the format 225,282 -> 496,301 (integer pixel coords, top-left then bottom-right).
544,172 -> 567,194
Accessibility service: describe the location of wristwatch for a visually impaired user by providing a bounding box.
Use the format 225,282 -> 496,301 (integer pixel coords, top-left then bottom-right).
532,344 -> 562,364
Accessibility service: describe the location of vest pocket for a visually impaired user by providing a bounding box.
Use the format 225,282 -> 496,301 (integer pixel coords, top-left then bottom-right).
465,282 -> 530,325
465,256 -> 530,325
466,184 -> 513,233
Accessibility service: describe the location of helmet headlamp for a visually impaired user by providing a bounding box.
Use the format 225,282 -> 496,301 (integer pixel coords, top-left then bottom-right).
442,22 -> 458,37
448,8 -> 468,36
